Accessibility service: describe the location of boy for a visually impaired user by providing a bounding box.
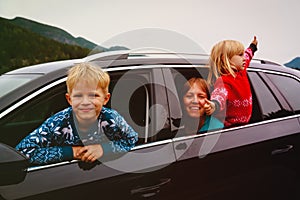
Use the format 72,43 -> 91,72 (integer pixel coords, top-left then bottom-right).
16,63 -> 138,165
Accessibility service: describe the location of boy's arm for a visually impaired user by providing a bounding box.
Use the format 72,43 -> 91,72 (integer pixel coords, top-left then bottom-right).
101,108 -> 138,155
15,115 -> 74,165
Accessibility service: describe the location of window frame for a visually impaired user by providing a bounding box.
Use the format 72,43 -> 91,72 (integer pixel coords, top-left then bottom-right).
264,71 -> 300,113
0,66 -> 177,200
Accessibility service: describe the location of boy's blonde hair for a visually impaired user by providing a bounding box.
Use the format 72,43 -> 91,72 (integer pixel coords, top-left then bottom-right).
207,40 -> 245,85
66,62 -> 110,94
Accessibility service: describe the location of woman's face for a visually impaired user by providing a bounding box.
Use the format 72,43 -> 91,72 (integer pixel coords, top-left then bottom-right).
183,83 -> 207,118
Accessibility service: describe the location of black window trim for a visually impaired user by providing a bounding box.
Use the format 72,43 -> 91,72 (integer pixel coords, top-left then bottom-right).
248,68 -> 300,113
247,68 -> 300,82
0,77 -> 67,119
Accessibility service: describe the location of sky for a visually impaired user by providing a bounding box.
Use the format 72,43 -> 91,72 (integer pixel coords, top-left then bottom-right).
0,0 -> 299,65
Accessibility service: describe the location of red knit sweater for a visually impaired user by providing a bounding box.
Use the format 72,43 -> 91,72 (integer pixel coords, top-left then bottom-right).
211,46 -> 256,127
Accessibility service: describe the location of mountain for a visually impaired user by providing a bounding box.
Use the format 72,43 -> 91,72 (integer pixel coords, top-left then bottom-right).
0,17 -> 90,74
284,57 -> 300,70
0,16 -> 129,74
9,17 -> 102,51
9,17 -> 129,52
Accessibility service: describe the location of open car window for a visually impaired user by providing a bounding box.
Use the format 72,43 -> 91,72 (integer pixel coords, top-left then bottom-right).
168,66 -> 224,137
0,67 -> 173,166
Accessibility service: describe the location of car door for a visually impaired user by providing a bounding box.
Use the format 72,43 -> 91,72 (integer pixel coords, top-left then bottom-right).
254,69 -> 300,190
0,67 -> 176,200
162,66 -> 300,200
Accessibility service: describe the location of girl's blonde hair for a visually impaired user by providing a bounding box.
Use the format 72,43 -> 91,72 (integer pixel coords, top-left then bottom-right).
66,62 -> 110,94
207,40 -> 245,85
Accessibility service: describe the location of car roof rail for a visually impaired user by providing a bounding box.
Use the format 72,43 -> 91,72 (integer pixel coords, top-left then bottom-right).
252,58 -> 281,66
84,50 -> 209,62
84,50 -> 130,62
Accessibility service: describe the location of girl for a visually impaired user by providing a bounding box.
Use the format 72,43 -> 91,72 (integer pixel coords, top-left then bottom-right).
205,36 -> 258,127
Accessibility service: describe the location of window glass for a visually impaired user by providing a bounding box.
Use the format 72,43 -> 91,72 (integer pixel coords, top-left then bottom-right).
171,67 -> 208,93
248,72 -> 282,120
108,70 -> 149,144
108,68 -> 173,144
0,74 -> 41,98
0,83 -> 68,147
267,73 -> 300,113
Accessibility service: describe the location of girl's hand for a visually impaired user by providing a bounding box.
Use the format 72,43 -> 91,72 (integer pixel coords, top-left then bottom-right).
204,99 -> 215,115
251,36 -> 258,46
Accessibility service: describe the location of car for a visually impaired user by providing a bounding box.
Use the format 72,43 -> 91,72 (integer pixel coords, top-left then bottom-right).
0,50 -> 300,200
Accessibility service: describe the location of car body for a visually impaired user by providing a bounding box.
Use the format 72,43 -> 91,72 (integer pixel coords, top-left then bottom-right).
0,50 -> 300,200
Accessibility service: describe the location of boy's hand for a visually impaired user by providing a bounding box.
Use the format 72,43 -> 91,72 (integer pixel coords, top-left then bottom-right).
72,146 -> 84,160
74,144 -> 104,163
204,99 -> 215,115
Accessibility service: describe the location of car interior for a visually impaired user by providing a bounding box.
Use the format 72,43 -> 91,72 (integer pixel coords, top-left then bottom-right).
171,66 -> 264,132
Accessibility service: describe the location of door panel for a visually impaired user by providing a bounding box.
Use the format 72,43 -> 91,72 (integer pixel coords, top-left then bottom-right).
0,141 -> 176,200
0,67 -> 177,200
171,118 -> 300,199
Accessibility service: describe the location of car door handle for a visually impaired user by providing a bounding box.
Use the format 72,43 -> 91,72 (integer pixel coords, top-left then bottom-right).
271,145 -> 293,155
131,178 -> 171,198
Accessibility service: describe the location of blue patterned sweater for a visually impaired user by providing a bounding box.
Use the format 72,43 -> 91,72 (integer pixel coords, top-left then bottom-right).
16,107 -> 138,165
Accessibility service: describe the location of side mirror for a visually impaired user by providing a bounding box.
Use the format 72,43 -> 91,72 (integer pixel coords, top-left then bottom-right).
0,143 -> 29,186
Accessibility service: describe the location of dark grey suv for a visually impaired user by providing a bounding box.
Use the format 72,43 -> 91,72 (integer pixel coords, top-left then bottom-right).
0,50 -> 300,200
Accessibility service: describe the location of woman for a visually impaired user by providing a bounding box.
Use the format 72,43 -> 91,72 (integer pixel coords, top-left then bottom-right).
181,77 -> 223,135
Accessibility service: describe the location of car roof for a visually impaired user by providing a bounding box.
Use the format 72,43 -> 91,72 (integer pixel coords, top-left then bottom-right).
1,50 -> 299,114
5,59 -> 82,75
4,50 -> 295,75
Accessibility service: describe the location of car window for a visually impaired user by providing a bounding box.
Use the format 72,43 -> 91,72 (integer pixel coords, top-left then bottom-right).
172,67 -> 208,92
0,83 -> 69,147
108,68 -> 171,144
0,74 -> 42,98
0,66 -> 174,168
169,66 -> 223,136
266,73 -> 300,113
248,72 -> 286,120
108,70 -> 149,144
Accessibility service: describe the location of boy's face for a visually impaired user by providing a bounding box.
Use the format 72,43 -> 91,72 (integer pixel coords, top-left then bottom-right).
65,80 -> 110,125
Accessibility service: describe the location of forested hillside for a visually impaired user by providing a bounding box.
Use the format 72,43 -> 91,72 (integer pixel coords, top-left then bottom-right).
10,17 -> 99,50
0,17 -> 90,74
